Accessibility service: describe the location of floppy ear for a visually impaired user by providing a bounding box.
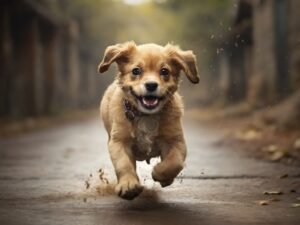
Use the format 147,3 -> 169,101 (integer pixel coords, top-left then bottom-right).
165,44 -> 199,84
98,41 -> 136,73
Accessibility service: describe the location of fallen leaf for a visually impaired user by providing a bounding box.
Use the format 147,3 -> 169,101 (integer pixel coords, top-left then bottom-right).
258,200 -> 269,205
279,174 -> 288,179
291,203 -> 300,208
262,145 -> 289,161
293,138 -> 300,150
263,145 -> 279,153
270,152 -> 284,161
236,129 -> 261,141
270,150 -> 288,161
263,191 -> 283,195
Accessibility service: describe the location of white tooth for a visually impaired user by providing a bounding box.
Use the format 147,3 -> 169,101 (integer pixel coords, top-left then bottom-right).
142,98 -> 159,107
142,98 -> 147,105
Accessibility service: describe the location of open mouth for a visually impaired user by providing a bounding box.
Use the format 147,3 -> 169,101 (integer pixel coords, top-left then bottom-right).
130,89 -> 163,110
141,96 -> 159,109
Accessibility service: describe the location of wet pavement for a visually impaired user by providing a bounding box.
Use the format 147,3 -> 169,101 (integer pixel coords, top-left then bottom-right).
0,115 -> 299,225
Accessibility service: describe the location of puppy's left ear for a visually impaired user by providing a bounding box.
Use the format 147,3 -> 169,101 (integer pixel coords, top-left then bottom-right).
98,41 -> 136,73
165,44 -> 199,84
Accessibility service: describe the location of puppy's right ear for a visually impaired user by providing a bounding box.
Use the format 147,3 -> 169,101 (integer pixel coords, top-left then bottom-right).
98,41 -> 136,73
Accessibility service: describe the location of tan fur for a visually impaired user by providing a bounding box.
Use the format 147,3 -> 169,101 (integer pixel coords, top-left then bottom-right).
98,42 -> 199,200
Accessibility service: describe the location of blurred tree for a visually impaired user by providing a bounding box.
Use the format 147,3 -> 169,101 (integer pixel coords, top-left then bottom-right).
32,0 -> 231,60
161,0 -> 232,53
28,0 -> 233,105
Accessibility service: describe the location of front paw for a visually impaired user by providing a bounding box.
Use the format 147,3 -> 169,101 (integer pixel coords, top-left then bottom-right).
152,168 -> 174,188
115,177 -> 143,200
152,162 -> 183,187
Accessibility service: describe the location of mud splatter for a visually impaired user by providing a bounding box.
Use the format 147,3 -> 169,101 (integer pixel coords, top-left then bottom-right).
85,180 -> 90,189
98,168 -> 109,184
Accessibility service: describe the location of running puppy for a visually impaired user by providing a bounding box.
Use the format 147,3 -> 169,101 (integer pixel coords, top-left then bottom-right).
98,42 -> 199,200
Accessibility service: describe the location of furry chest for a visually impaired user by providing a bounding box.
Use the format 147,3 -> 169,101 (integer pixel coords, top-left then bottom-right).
131,116 -> 160,161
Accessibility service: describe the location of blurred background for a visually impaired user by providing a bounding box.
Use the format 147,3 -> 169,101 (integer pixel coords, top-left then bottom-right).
0,0 -> 300,128
1,2 -> 300,223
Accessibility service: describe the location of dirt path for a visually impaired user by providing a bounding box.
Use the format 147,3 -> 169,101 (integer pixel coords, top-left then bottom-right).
0,115 -> 299,225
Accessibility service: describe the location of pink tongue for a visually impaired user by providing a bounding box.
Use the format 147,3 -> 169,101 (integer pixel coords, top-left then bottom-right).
143,98 -> 158,106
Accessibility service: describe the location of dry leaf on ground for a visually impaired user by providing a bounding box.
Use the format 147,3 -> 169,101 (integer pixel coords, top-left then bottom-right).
294,138 -> 300,150
258,200 -> 269,205
263,191 -> 283,195
270,151 -> 288,161
236,129 -> 262,141
279,174 -> 288,179
263,145 -> 279,153
262,145 -> 289,161
291,203 -> 300,208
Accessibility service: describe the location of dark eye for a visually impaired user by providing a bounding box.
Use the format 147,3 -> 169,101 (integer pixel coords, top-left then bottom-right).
160,68 -> 169,76
132,67 -> 142,76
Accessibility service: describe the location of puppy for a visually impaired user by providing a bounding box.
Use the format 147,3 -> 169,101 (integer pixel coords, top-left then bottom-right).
98,42 -> 199,200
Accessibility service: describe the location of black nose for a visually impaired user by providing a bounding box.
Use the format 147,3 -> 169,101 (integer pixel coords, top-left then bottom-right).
145,82 -> 158,92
